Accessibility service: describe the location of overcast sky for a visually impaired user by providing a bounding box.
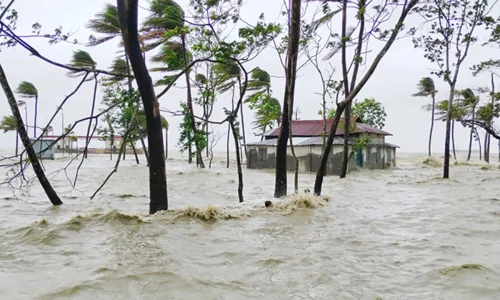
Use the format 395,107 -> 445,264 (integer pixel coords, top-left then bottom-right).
0,0 -> 499,155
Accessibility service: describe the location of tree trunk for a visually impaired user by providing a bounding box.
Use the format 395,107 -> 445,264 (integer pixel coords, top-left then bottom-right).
136,124 -> 149,165
187,130 -> 192,163
467,105 -> 475,161
452,120 -> 456,160
239,92 -> 248,161
230,119 -> 243,203
477,129 -> 482,160
0,62 -> 63,206
340,103 -> 351,178
484,131 -> 489,163
274,0 -> 301,198
24,105 -> 28,134
313,0 -> 418,195
130,141 -> 139,164
443,86 -> 455,178
429,94 -> 435,157
117,0 -> 167,214
181,35 -> 205,168
15,130 -> 19,156
165,129 -> 168,159
226,122 -> 230,168
34,96 -> 38,138
314,106 -> 346,195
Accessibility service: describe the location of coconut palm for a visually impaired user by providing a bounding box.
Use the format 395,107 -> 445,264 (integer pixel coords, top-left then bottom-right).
457,88 -> 479,161
17,100 -> 28,132
16,81 -> 38,138
143,0 -> 205,167
141,0 -> 184,52
85,4 -> 121,46
1,115 -> 19,156
413,77 -> 438,157
67,50 -> 97,79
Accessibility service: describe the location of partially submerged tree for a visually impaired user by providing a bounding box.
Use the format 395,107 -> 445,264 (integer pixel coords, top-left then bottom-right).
0,64 -> 63,206
412,0 -> 497,178
412,77 -> 438,157
274,0 -> 302,198
117,0 -> 168,214
313,0 -> 419,195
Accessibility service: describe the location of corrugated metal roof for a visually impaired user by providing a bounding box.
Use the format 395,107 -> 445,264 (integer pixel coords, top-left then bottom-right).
264,117 -> 392,137
245,137 -> 399,148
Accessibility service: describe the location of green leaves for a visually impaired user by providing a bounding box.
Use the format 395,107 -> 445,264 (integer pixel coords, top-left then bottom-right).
86,4 -> 121,46
352,98 -> 387,129
412,77 -> 437,97
0,115 -> 17,133
16,81 -> 38,98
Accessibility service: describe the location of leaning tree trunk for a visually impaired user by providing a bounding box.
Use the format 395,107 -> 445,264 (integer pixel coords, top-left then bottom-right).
15,130 -> 19,156
181,35 -> 204,168
238,78 -> 248,161
0,62 -> 63,206
274,0 -> 301,198
230,118 -> 243,203
314,106 -> 346,195
467,106 -> 475,161
117,0 -> 167,214
429,94 -> 435,157
130,141 -> 140,164
340,103 -> 352,178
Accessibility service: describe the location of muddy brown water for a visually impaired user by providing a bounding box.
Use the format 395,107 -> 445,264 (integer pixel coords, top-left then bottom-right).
0,151 -> 500,299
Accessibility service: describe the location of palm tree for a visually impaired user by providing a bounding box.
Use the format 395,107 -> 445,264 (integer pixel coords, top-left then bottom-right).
1,115 -> 19,156
16,81 -> 38,138
17,100 -> 28,132
144,0 -> 204,167
86,4 -> 121,46
457,88 -> 479,161
413,77 -> 438,157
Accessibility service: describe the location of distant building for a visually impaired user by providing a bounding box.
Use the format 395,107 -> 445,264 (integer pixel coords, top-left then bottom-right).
43,135 -> 125,154
245,117 -> 399,175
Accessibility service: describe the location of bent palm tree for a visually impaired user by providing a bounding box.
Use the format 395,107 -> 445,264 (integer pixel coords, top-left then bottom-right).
86,4 -> 121,46
144,0 -> 204,167
1,115 -> 18,156
16,81 -> 38,138
458,88 -> 479,161
413,77 -> 437,157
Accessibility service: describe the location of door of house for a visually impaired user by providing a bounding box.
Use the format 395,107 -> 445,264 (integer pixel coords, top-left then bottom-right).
356,149 -> 363,167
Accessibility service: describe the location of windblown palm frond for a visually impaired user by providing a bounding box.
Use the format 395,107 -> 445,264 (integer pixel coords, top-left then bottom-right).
150,42 -> 189,71
0,115 -> 17,133
16,81 -> 38,98
67,50 -> 97,79
413,77 -> 437,97
141,0 -> 185,51
86,4 -> 121,46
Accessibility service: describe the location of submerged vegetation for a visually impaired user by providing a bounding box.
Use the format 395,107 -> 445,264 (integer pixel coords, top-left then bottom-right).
0,0 -> 499,212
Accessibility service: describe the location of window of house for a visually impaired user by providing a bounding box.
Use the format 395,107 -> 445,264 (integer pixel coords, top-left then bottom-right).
258,147 -> 267,161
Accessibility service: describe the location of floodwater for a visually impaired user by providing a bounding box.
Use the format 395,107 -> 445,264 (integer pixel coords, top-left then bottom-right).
1,150 -> 500,300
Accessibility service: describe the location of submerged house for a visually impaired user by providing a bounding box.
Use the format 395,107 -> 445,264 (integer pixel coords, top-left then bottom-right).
245,117 -> 399,175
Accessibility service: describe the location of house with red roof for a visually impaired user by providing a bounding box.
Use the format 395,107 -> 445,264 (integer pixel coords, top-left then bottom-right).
245,116 -> 398,175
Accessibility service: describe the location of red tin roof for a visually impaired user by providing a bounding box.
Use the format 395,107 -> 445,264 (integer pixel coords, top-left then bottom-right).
265,117 -> 391,137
